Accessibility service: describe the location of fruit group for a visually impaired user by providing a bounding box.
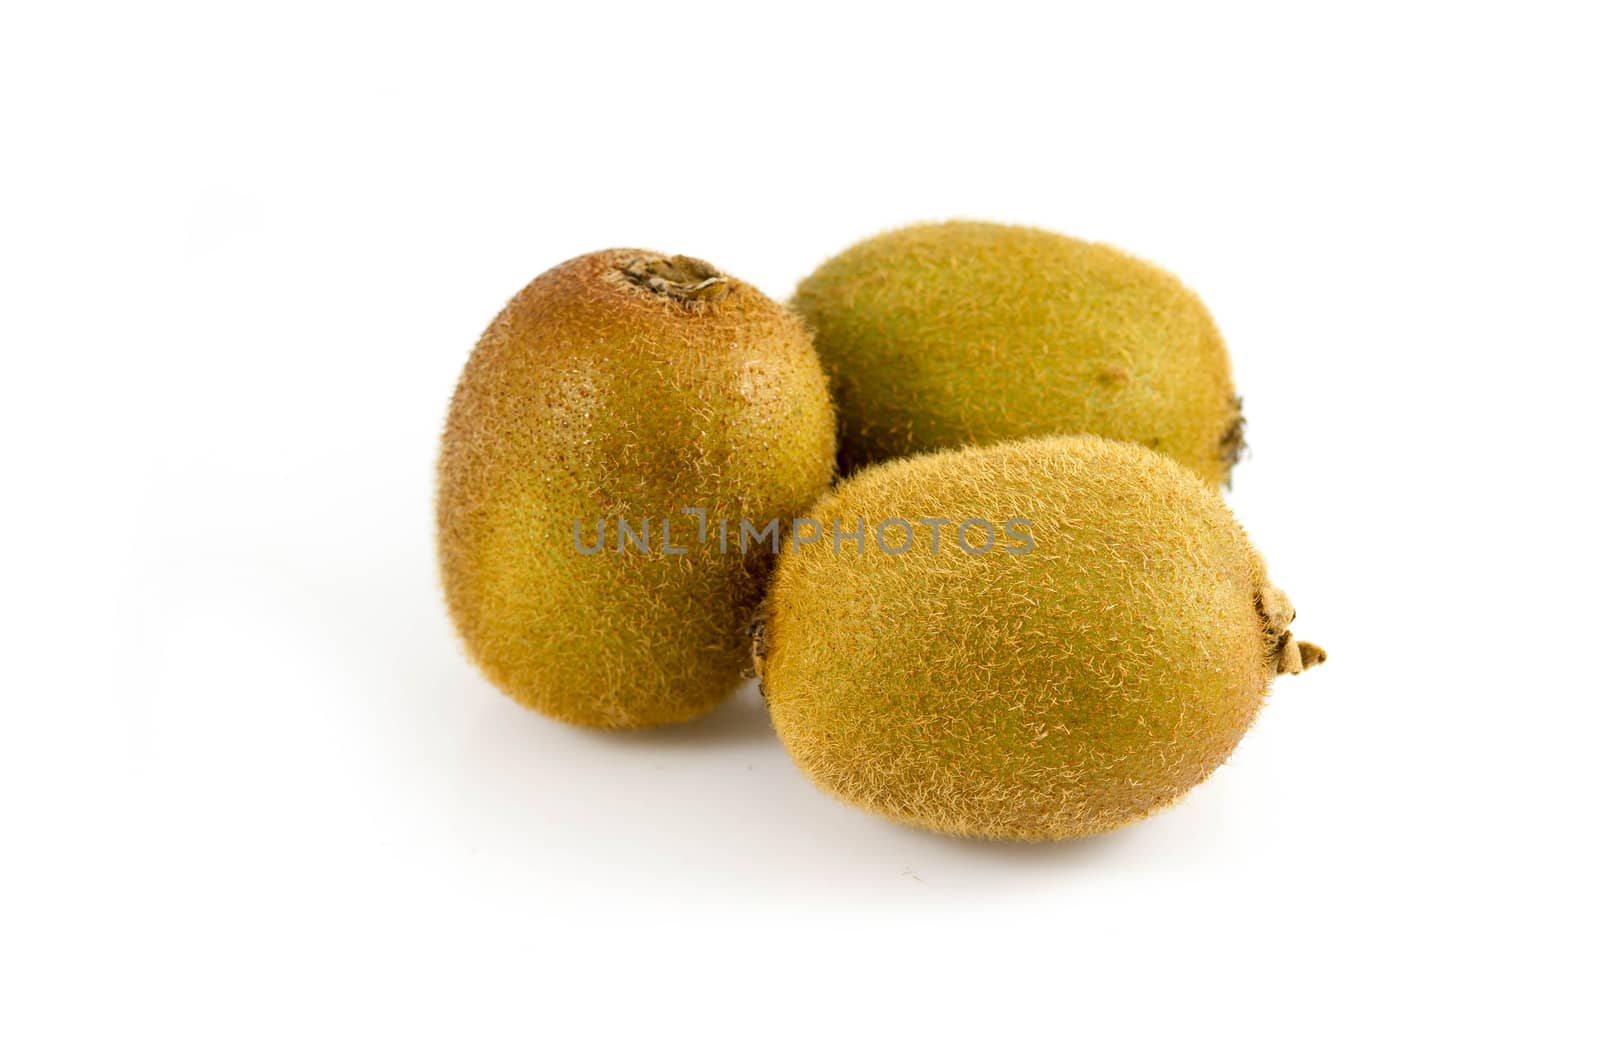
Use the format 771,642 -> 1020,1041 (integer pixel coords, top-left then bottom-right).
792,220 -> 1243,485
756,435 -> 1322,840
438,250 -> 836,728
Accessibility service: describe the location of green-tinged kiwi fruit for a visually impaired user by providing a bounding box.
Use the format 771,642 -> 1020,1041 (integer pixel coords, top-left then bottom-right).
791,220 -> 1244,486
755,435 -> 1322,840
438,250 -> 836,728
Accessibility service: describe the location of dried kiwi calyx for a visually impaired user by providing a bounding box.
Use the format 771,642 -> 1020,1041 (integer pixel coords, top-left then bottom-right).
1256,584 -> 1326,675
1220,396 -> 1247,482
622,255 -> 731,304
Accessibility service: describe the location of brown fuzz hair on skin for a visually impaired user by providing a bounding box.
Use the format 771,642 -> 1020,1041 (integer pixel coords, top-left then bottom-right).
438,249 -> 837,728
756,435 -> 1322,841
791,220 -> 1245,486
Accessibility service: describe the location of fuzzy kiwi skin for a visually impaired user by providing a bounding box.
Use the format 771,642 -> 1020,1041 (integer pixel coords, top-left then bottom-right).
791,220 -> 1244,486
438,250 -> 836,728
757,435 -> 1321,841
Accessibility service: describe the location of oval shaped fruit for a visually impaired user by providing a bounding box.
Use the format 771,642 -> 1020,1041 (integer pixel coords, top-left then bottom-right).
792,220 -> 1244,486
756,435 -> 1322,840
438,250 -> 836,728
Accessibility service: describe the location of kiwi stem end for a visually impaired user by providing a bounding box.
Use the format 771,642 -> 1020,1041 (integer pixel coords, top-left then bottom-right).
622,255 -> 732,304
1257,583 -> 1326,676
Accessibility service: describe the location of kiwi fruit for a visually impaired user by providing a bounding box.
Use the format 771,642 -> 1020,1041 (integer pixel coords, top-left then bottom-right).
438,250 -> 836,728
755,435 -> 1322,840
791,220 -> 1244,486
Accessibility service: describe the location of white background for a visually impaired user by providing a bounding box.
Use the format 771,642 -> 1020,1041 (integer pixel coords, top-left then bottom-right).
4,3 -> 1596,1059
